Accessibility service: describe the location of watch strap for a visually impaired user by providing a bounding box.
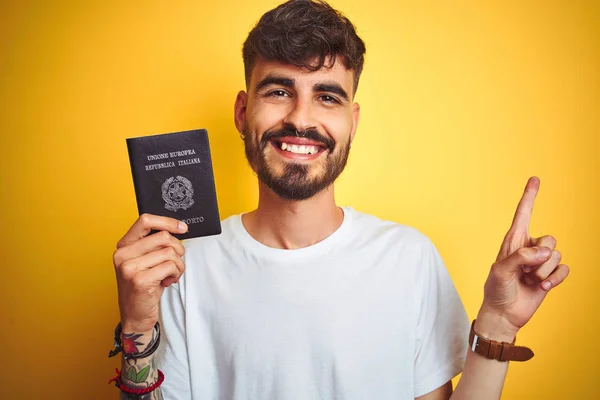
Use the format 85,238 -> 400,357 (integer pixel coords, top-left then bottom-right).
468,319 -> 534,362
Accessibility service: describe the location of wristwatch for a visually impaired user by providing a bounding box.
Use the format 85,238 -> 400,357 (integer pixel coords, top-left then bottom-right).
468,320 -> 534,362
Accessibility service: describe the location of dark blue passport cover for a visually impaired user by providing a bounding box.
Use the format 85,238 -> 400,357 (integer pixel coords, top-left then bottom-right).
126,129 -> 221,239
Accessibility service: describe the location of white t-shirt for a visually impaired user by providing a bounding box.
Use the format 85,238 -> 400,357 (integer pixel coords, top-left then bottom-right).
157,207 -> 470,400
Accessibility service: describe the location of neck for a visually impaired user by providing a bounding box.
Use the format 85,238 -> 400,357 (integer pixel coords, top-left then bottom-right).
242,182 -> 344,249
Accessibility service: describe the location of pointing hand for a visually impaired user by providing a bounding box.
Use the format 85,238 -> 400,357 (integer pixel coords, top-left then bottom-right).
479,177 -> 570,336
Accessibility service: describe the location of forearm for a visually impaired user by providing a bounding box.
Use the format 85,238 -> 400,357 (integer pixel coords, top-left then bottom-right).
451,313 -> 517,400
119,328 -> 164,400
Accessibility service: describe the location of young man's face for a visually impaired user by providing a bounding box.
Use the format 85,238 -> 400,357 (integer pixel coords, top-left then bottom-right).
234,58 -> 360,201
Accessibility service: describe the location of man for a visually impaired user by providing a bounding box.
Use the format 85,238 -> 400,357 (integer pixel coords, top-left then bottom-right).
110,1 -> 569,399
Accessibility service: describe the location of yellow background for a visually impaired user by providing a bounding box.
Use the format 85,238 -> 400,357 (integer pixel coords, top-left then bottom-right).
1,0 -> 598,398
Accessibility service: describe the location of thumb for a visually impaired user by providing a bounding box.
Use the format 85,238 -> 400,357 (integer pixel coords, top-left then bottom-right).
496,246 -> 553,274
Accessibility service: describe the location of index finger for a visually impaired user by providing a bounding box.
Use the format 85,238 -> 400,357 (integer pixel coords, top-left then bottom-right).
117,213 -> 188,248
510,176 -> 540,232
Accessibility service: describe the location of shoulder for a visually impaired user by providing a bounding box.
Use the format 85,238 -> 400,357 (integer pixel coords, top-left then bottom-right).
346,208 -> 449,293
346,207 -> 435,254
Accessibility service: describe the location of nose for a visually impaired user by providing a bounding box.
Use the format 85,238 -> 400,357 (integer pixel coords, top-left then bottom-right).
282,96 -> 317,134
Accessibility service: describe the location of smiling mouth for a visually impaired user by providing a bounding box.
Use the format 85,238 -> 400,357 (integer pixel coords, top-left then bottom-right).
269,138 -> 328,157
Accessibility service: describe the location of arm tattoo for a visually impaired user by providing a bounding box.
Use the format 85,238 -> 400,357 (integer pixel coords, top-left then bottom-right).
119,330 -> 164,400
122,332 -> 145,356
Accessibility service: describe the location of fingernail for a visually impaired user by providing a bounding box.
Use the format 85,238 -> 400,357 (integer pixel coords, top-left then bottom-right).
522,266 -> 532,273
179,221 -> 188,232
542,281 -> 552,290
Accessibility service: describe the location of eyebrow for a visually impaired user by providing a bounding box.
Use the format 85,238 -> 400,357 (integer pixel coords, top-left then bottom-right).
314,82 -> 349,102
255,75 -> 295,93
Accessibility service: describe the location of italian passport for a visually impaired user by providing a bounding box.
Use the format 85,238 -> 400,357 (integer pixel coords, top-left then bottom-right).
126,128 -> 221,240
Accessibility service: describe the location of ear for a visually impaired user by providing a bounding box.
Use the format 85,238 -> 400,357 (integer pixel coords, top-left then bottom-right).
349,102 -> 360,143
234,90 -> 249,134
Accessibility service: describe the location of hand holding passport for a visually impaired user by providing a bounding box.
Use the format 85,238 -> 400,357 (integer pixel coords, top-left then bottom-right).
126,129 -> 221,240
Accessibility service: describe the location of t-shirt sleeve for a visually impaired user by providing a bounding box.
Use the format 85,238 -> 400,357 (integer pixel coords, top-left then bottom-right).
156,279 -> 192,399
413,240 -> 470,398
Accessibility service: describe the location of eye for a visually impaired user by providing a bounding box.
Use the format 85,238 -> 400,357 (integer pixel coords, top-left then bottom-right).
319,94 -> 340,104
268,89 -> 289,98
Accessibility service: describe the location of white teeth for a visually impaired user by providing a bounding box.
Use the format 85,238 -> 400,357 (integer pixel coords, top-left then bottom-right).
279,142 -> 320,155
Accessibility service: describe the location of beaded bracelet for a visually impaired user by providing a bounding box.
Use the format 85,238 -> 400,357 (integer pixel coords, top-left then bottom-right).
109,368 -> 165,395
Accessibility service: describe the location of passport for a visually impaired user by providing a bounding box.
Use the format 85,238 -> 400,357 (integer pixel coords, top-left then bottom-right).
126,128 -> 221,240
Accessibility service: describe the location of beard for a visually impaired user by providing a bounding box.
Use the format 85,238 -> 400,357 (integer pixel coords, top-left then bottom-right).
244,126 -> 351,201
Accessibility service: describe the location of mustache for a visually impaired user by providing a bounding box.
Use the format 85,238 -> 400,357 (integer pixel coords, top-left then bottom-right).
261,127 -> 335,152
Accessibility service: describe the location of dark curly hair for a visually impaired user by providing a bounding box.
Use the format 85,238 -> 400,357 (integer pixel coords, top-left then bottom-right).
242,0 -> 366,94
